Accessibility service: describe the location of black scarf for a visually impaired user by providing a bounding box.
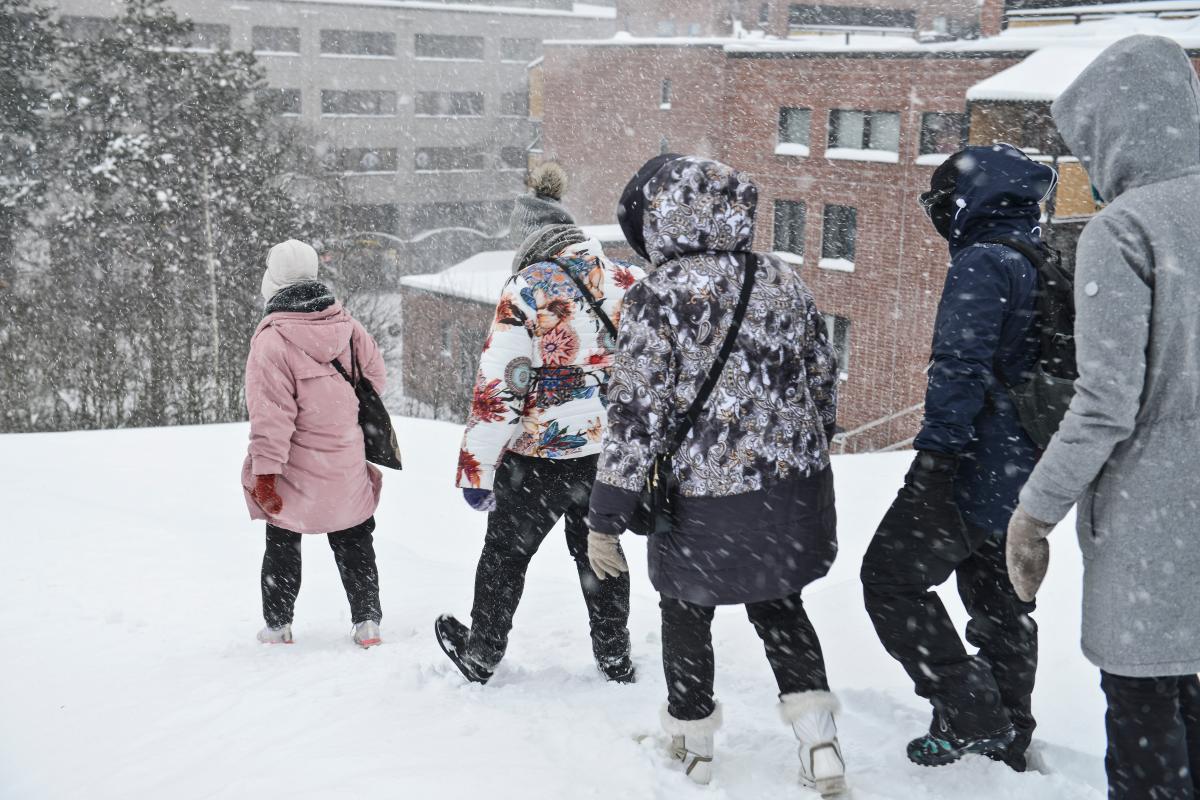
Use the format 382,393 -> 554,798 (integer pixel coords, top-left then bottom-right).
265,281 -> 336,316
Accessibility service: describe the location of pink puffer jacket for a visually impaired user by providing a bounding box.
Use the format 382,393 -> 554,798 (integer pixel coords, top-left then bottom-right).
241,303 -> 386,534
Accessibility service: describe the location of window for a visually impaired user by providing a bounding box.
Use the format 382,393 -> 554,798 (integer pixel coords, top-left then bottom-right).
687,22 -> 703,36
253,26 -> 300,54
60,16 -> 116,42
188,24 -> 231,51
500,147 -> 527,170
333,148 -> 398,173
413,201 -> 495,234
661,79 -> 673,110
414,34 -> 484,61
760,3 -> 772,26
821,205 -> 857,266
500,91 -> 529,117
656,20 -> 677,36
777,107 -> 811,155
414,91 -> 484,117
321,29 -> 395,57
919,112 -> 966,156
414,147 -> 485,172
256,88 -> 302,116
829,110 -> 900,154
789,4 -> 916,30
773,200 -> 806,257
659,136 -> 670,155
822,314 -> 851,377
500,37 -> 540,63
321,90 -> 397,116
340,203 -> 398,233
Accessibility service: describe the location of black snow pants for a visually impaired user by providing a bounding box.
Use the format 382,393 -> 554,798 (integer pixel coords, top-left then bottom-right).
261,516 -> 381,627
661,593 -> 830,721
466,453 -> 631,671
861,522 -> 1038,758
1102,672 -> 1200,800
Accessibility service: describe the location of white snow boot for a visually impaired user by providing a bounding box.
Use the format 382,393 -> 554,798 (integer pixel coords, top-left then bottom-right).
257,624 -> 293,644
353,620 -> 382,648
662,704 -> 720,785
781,691 -> 847,797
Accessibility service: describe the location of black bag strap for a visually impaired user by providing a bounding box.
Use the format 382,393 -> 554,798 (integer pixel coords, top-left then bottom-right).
554,258 -> 619,340
668,253 -> 758,453
330,338 -> 358,387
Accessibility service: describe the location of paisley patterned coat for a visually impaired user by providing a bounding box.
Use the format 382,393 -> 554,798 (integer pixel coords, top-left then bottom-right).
588,156 -> 840,605
456,240 -> 644,491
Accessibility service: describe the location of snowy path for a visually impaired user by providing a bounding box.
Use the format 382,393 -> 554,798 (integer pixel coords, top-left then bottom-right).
1,419 -> 1107,799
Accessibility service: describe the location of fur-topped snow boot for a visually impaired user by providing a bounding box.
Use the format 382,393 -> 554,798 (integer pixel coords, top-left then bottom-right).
257,624 -> 293,644
780,691 -> 848,797
662,704 -> 720,785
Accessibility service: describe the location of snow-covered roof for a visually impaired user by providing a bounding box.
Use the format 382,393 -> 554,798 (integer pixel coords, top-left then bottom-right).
1007,0 -> 1200,18
966,44 -> 1108,101
400,250 -> 515,305
401,232 -> 627,303
272,0 -> 615,19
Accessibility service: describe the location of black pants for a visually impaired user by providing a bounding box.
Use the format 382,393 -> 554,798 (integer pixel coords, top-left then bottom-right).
261,516 -> 381,627
661,593 -> 829,721
1103,672 -> 1200,800
466,453 -> 631,670
861,522 -> 1038,744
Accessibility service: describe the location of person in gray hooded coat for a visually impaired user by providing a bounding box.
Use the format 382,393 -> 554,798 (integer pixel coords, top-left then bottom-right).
1005,35 -> 1200,800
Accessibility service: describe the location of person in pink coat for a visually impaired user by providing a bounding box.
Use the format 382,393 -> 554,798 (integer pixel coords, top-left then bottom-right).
241,239 -> 387,648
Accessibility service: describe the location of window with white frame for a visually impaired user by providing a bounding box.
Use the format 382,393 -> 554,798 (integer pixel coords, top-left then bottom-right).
828,110 -> 900,161
773,200 -> 806,258
661,78 -> 673,110
256,88 -> 302,116
777,107 -> 811,156
321,90 -> 397,116
414,91 -> 484,117
821,205 -> 857,269
414,34 -> 485,61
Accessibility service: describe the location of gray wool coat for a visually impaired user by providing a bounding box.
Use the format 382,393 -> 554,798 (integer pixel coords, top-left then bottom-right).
1020,35 -> 1200,678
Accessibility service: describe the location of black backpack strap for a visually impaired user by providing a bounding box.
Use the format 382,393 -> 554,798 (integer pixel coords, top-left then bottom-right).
980,237 -> 1045,269
668,253 -> 758,454
555,258 -> 619,340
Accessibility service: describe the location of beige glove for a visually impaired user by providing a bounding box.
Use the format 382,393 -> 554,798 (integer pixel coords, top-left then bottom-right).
1006,506 -> 1056,602
588,531 -> 628,580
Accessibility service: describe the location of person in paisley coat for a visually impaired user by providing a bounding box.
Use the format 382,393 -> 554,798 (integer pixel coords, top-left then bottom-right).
435,222 -> 645,686
585,155 -> 846,793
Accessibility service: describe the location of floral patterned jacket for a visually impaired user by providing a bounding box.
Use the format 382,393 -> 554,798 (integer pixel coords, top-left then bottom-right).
457,240 -> 645,491
590,157 -> 839,533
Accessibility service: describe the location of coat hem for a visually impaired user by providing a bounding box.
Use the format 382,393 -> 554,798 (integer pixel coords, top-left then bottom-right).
1083,643 -> 1200,678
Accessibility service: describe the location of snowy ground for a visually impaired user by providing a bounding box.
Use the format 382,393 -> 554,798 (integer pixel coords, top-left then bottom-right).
1,418 -> 1108,799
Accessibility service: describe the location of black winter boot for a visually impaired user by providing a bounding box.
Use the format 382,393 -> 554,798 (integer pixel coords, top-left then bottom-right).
907,711 -> 1015,767
597,653 -> 637,684
435,615 -> 493,685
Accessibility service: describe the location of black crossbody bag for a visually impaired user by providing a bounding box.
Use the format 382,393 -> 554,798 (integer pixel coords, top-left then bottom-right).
557,255 -> 758,536
331,339 -> 403,470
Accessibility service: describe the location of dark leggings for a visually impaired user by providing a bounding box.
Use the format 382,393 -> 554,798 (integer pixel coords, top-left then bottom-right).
1103,672 -> 1200,800
661,592 -> 829,721
261,516 -> 381,627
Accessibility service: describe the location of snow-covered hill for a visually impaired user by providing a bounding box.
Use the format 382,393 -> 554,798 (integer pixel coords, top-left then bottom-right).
1,418 -> 1107,799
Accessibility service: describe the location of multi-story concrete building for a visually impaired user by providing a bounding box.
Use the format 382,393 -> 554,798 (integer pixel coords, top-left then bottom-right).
49,0 -> 616,278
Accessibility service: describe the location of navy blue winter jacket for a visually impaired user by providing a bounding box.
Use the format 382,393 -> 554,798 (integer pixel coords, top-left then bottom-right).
913,145 -> 1055,534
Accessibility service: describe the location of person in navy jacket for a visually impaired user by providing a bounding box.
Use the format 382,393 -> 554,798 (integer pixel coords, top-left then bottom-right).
861,144 -> 1056,771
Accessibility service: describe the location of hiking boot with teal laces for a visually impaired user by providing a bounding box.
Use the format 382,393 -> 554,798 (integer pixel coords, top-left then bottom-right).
907,713 -> 1016,767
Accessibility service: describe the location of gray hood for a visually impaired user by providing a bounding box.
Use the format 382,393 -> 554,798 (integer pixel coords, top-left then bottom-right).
1052,35 -> 1200,202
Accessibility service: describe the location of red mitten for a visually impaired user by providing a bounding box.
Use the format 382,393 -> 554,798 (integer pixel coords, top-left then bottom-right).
252,474 -> 283,516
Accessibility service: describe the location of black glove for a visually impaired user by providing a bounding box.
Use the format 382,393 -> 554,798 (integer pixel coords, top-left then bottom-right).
874,451 -> 971,562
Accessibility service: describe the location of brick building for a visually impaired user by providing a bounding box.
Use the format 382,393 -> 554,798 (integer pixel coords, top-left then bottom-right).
532,9 -> 1200,451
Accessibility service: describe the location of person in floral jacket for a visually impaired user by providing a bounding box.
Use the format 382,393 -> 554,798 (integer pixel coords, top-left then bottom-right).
435,224 -> 645,686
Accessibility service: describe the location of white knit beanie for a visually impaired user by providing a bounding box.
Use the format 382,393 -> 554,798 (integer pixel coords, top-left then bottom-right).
261,239 -> 319,301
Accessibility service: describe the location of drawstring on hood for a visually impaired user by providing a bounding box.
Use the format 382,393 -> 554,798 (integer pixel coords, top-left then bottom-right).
921,144 -> 1057,254
1052,35 -> 1200,203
